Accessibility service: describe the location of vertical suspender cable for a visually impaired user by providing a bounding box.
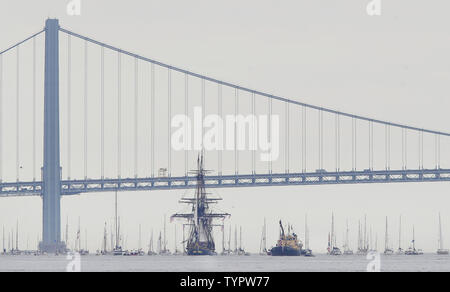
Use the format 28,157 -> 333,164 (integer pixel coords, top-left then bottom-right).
167,68 -> 171,177
385,125 -> 387,170
402,128 -> 406,170
335,114 -> 338,172
338,114 -> 341,171
438,135 -> 441,169
218,84 -> 223,176
371,122 -> 374,170
235,88 -> 238,175
300,107 -> 303,173
67,35 -> 72,180
184,74 -> 188,176
435,135 -> 438,169
318,110 -> 321,171
202,78 -> 205,150
117,52 -> 122,179
405,129 -> 407,169
302,106 -> 306,173
418,131 -> 422,170
84,41 -> 88,179
16,46 -> 20,182
285,102 -> 289,173
268,96 -> 272,174
368,122 -> 371,170
101,46 -> 105,179
421,131 -> 424,169
151,64 -> 155,177
252,92 -> 256,174
353,119 -> 358,171
33,38 -> 36,181
0,55 -> 2,182
320,110 -> 323,170
134,58 -> 139,178
352,118 -> 355,171
388,126 -> 391,170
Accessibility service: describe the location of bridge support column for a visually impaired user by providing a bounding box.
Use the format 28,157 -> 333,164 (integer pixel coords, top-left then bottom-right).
39,19 -> 65,253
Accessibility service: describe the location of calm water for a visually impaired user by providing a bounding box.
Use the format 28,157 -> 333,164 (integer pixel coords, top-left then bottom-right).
1,253 -> 450,272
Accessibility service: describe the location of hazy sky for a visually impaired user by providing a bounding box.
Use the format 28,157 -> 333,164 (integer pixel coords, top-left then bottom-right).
1,0 -> 450,255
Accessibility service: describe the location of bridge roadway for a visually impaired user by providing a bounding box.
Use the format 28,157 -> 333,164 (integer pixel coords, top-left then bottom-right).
1,168 -> 449,197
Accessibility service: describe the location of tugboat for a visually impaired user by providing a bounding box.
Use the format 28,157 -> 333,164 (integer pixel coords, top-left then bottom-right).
171,153 -> 230,256
269,221 -> 302,256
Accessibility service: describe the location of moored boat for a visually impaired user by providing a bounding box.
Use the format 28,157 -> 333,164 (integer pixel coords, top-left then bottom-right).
270,221 -> 302,256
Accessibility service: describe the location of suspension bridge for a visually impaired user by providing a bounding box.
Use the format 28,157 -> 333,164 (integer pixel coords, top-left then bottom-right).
0,19 -> 449,252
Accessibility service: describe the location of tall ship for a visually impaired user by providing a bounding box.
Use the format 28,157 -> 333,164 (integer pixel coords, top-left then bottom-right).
270,221 -> 303,256
171,154 -> 230,256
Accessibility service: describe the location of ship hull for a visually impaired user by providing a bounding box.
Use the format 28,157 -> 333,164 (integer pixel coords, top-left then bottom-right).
270,246 -> 301,256
187,248 -> 215,256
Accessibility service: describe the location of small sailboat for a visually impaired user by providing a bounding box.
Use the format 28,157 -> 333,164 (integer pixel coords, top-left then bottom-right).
437,213 -> 449,255
405,226 -> 423,255
236,226 -> 250,256
159,216 -> 171,255
259,219 -> 268,255
356,216 -> 369,255
303,214 -> 313,256
384,217 -> 394,255
396,215 -> 404,255
147,230 -> 157,256
327,213 -> 342,256
112,191 -> 124,256
173,225 -> 183,256
343,219 -> 353,255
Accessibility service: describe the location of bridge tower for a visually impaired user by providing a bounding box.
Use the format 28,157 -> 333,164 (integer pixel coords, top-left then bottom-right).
39,19 -> 65,253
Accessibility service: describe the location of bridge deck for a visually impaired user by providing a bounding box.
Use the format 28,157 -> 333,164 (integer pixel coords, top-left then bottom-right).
1,168 -> 449,197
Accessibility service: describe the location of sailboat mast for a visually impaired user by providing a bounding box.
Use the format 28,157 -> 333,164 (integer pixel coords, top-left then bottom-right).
16,220 -> 18,251
164,215 -> 167,252
239,226 -> 242,251
385,216 -> 389,251
331,213 -> 334,248
439,213 -> 444,250
139,224 -> 142,251
305,215 -> 309,250
345,219 -> 349,249
65,217 -> 69,249
399,215 -> 402,250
